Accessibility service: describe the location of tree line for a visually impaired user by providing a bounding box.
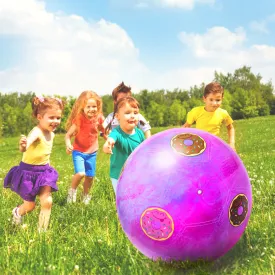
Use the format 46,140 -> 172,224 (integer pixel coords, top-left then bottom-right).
0,66 -> 274,137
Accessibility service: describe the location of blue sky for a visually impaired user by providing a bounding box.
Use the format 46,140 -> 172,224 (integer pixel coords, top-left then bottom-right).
1,0 -> 275,96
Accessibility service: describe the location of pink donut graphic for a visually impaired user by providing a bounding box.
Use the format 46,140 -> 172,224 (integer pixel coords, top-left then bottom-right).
140,207 -> 174,241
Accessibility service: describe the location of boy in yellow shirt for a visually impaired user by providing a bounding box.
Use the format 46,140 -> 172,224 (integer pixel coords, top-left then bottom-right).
182,82 -> 235,150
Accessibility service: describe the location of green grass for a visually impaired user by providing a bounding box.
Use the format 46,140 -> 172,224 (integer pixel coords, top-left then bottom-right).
0,116 -> 275,274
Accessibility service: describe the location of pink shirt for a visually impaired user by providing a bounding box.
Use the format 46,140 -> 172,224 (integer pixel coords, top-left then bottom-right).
73,113 -> 104,153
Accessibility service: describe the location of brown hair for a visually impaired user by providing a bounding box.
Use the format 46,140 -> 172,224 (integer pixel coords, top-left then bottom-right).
204,82 -> 224,97
112,82 -> 132,102
105,96 -> 140,134
32,96 -> 65,118
65,90 -> 103,131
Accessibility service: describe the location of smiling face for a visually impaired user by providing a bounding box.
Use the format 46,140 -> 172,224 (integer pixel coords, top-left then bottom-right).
203,92 -> 223,112
115,102 -> 139,134
83,98 -> 98,119
37,108 -> 62,132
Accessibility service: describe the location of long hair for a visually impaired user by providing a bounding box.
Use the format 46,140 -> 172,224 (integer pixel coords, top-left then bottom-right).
32,96 -> 65,118
65,91 -> 103,132
105,96 -> 142,135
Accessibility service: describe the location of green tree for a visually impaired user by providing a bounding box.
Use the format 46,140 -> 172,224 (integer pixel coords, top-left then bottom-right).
167,99 -> 186,125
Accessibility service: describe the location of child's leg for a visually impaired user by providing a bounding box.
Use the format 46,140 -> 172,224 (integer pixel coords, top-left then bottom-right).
71,172 -> 85,189
38,186 -> 52,231
82,151 -> 96,203
68,151 -> 86,203
18,201 -> 36,216
82,176 -> 93,205
67,172 -> 85,203
12,200 -> 35,225
83,176 -> 93,195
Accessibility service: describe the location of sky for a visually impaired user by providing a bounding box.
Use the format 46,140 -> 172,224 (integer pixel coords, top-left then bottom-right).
0,0 -> 275,96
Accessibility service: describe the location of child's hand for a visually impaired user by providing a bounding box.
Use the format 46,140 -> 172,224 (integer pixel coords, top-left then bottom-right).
66,144 -> 74,154
107,140 -> 114,154
103,139 -> 114,154
19,135 -> 27,151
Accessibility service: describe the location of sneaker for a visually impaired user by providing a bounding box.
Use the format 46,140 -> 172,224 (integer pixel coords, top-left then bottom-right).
82,194 -> 92,205
67,188 -> 77,203
12,207 -> 22,225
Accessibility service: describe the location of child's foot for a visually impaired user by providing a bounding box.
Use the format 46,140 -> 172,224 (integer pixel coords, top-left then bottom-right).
82,194 -> 92,205
67,188 -> 77,203
12,207 -> 22,225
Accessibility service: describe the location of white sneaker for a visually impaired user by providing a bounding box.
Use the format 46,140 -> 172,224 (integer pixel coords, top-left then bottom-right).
82,194 -> 92,205
67,188 -> 77,203
12,207 -> 22,225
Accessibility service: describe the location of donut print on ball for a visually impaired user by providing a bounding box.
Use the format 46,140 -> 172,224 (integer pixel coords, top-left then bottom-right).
140,207 -> 174,241
229,194 -> 249,226
171,133 -> 206,156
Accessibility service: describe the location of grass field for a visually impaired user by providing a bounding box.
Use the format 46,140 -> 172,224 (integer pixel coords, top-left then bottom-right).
0,116 -> 275,274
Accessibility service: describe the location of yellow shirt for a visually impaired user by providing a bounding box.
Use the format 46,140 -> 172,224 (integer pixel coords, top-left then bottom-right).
187,106 -> 233,136
22,127 -> 54,165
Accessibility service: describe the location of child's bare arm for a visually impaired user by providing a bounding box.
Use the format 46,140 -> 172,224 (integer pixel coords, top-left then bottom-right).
19,128 -> 40,152
144,130 -> 151,139
65,124 -> 76,153
227,124 -> 235,151
103,138 -> 115,154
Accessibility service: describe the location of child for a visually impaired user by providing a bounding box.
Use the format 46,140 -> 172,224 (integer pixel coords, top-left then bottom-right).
4,96 -> 65,231
103,82 -> 151,139
65,91 -> 105,204
103,97 -> 145,194
182,82 -> 235,150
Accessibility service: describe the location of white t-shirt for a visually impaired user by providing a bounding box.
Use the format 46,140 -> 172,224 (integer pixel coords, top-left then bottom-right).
103,112 -> 151,133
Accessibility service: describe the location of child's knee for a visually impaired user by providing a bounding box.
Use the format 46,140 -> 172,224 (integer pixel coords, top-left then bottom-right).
41,195 -> 53,209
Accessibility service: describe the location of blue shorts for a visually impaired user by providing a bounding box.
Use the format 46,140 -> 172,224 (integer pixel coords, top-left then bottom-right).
72,150 -> 97,177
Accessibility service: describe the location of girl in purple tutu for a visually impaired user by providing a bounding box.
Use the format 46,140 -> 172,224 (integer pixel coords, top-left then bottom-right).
4,96 -> 65,231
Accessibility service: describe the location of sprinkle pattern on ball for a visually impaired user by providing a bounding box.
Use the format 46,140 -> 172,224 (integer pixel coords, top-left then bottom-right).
229,194 -> 249,226
140,207 -> 174,241
171,133 -> 206,156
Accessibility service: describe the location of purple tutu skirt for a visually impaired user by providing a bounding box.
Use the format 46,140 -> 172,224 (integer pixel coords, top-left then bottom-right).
4,161 -> 58,202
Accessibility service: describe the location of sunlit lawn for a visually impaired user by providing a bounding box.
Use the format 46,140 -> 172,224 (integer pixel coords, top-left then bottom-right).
0,116 -> 275,274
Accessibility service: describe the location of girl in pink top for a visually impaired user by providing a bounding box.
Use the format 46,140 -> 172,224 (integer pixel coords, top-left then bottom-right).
65,91 -> 106,205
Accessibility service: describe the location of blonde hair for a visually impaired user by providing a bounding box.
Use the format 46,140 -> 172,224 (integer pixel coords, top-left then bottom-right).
32,96 -> 65,118
65,90 -> 103,132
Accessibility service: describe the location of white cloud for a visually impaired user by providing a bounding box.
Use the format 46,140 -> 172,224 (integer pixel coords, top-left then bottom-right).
134,0 -> 215,9
179,27 -> 246,57
178,26 -> 275,83
0,0 -> 147,96
250,21 -> 269,34
250,13 -> 275,34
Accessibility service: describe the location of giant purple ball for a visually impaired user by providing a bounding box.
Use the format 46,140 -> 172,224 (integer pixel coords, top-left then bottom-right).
116,128 -> 252,261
